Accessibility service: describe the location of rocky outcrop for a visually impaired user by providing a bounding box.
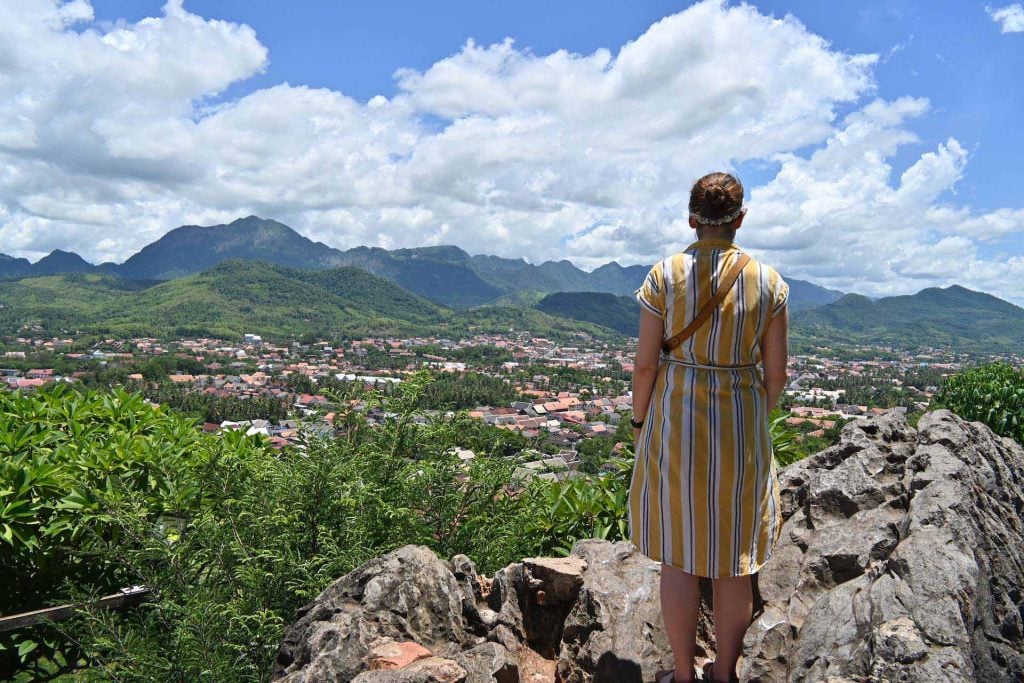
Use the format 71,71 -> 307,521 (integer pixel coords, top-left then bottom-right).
273,409 -> 1024,682
741,409 -> 1024,682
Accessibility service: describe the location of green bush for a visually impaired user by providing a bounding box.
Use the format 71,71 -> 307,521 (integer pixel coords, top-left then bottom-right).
523,455 -> 633,557
935,362 -> 1024,443
0,377 -> 542,681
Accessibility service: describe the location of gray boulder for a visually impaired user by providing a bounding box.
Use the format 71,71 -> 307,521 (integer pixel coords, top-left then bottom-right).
741,409 -> 1024,682
273,545 -> 471,682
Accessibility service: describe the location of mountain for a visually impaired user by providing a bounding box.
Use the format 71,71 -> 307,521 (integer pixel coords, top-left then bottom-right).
0,261 -> 620,342
116,216 -> 347,279
0,250 -> 94,278
331,246 -> 503,308
792,285 -> 1024,353
31,249 -> 95,276
786,278 -> 845,311
0,216 -> 849,312
0,253 -> 32,279
536,292 -> 640,336
588,262 -> 650,295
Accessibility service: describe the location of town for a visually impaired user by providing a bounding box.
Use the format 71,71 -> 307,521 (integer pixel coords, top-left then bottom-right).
4,328 -> 1019,486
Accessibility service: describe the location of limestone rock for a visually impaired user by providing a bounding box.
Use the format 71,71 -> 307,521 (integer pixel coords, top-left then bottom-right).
555,539 -> 713,683
273,544 -> 469,682
741,409 -> 1024,682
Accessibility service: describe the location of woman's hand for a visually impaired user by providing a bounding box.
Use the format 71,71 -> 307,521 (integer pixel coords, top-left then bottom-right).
633,427 -> 640,445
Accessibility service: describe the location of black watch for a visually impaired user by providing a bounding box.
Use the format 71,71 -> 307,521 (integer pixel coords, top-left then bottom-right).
629,415 -> 644,429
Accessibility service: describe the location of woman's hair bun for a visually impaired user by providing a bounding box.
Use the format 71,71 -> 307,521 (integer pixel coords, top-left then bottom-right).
689,172 -> 744,222
704,184 -> 727,209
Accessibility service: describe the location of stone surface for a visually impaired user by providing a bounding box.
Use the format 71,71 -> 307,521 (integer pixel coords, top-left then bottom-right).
273,544 -> 470,682
350,656 -> 467,683
273,410 -> 1024,683
555,539 -> 713,683
741,409 -> 1024,683
368,639 -> 434,671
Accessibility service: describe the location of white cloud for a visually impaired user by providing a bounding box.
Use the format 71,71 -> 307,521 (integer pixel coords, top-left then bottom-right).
0,0 -> 1022,305
988,4 -> 1024,32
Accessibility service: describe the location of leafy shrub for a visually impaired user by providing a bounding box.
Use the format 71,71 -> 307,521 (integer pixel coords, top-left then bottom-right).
1,377 -> 543,681
769,413 -> 806,467
0,385 -> 217,677
523,455 -> 633,556
935,362 -> 1024,443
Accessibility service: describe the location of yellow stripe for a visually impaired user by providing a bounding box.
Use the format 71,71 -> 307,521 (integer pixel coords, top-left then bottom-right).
667,365 -> 686,568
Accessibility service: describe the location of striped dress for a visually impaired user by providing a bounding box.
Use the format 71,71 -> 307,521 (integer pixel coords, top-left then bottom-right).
627,237 -> 788,578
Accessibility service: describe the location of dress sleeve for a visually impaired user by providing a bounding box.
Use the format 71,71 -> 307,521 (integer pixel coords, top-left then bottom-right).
771,273 -> 790,318
635,261 -> 666,319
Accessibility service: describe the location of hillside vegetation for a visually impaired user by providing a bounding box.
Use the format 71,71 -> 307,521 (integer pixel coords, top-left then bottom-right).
792,285 -> 1024,354
536,291 -> 641,335
0,260 -> 621,342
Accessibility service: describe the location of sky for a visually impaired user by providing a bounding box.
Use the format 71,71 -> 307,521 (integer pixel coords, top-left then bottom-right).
1,0 -> 1023,303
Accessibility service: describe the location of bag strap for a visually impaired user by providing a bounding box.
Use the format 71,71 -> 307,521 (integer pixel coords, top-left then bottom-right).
661,253 -> 751,354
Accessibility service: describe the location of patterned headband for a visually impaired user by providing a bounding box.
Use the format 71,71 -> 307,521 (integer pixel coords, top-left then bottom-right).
691,206 -> 744,226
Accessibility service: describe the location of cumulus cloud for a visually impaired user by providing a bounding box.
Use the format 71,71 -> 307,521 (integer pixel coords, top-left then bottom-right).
988,4 -> 1024,32
0,0 -> 1022,304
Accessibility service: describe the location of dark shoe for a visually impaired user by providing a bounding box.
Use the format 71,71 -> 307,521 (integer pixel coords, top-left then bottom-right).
702,661 -> 739,683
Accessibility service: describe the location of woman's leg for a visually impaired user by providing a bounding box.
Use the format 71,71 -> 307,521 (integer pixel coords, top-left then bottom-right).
659,563 -> 699,681
709,574 -> 753,681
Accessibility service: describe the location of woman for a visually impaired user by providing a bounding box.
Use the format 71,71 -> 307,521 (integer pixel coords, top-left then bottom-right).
627,172 -> 789,683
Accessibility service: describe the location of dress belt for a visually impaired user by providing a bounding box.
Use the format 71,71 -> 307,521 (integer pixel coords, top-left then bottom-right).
660,357 -> 758,371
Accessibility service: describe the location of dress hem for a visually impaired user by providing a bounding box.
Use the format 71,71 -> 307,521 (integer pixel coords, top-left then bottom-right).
627,538 -> 779,579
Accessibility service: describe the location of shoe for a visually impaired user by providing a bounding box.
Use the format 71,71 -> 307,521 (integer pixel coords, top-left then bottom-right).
654,667 -> 695,683
701,661 -> 739,683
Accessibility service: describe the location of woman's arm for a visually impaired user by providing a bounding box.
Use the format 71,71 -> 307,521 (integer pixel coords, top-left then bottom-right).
632,308 -> 664,441
760,306 -> 789,411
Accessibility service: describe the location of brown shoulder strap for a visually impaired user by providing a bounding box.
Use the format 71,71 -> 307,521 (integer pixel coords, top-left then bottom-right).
661,253 -> 751,354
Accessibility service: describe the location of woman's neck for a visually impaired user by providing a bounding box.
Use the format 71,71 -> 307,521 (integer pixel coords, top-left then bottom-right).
695,226 -> 736,241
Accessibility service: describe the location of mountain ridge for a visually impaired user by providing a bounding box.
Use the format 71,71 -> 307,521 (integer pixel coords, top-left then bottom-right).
0,260 -> 619,342
0,216 -> 844,310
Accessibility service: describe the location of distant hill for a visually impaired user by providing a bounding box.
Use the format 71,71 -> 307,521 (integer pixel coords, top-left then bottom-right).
0,261 -> 619,342
116,216 -> 347,279
536,292 -> 640,336
0,253 -> 32,278
792,285 -> 1024,354
787,278 -> 845,311
0,216 -> 849,313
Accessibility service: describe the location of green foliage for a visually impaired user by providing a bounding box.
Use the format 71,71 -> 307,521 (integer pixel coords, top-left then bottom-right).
523,456 -> 634,556
416,372 -> 516,410
0,385 -> 212,677
935,362 -> 1024,443
769,413 -> 806,467
1,375 -> 543,681
535,292 -> 640,336
0,262 -> 623,343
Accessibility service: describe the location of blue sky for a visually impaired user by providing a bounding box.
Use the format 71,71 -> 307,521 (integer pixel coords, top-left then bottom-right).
2,0 -> 1023,301
88,0 -> 1022,212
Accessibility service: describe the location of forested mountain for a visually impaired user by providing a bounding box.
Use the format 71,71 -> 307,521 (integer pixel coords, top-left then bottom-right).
115,216 -> 346,279
787,277 -> 845,311
792,285 -> 1024,354
0,216 -> 844,311
536,292 -> 640,336
0,261 -> 619,342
